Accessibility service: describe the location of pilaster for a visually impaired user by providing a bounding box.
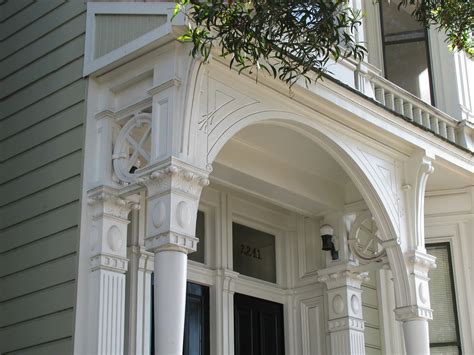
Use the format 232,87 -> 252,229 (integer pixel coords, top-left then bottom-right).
216,268 -> 239,355
126,246 -> 154,355
318,264 -> 368,355
86,186 -> 137,355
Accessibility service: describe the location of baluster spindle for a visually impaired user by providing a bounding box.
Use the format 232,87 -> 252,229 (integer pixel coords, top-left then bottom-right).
447,126 -> 456,143
403,102 -> 413,120
439,121 -> 448,138
422,112 -> 431,130
394,97 -> 404,115
430,116 -> 440,134
385,92 -> 395,110
375,87 -> 385,105
413,108 -> 422,124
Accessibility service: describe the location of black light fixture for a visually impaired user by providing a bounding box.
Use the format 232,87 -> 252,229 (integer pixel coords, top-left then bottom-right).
320,224 -> 339,260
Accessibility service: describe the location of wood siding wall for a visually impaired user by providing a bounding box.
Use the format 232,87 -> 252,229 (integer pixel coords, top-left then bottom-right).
363,272 -> 383,355
0,1 -> 86,353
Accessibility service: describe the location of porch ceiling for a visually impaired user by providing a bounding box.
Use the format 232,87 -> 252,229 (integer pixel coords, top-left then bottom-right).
426,160 -> 474,192
213,123 -> 360,216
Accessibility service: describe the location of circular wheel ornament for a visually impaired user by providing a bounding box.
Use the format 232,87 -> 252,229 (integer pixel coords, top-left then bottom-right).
348,211 -> 386,263
112,113 -> 152,183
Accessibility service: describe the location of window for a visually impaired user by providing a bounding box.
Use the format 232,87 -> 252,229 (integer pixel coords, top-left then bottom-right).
189,210 -> 206,263
426,243 -> 462,354
232,223 -> 277,283
380,1 -> 434,104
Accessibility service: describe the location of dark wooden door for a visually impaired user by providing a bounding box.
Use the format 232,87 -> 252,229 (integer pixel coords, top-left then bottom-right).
183,283 -> 210,355
234,293 -> 285,355
150,280 -> 210,355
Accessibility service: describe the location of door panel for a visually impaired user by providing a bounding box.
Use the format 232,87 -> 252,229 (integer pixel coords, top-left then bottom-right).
234,293 -> 285,355
183,283 -> 210,355
150,280 -> 210,355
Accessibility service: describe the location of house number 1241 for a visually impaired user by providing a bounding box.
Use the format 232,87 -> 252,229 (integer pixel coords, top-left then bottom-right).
240,244 -> 262,260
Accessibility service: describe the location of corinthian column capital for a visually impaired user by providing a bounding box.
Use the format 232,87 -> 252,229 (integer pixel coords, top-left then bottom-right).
143,158 -> 209,254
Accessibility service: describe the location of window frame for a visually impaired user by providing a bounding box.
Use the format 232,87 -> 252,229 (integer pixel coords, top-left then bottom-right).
378,1 -> 436,105
426,242 -> 462,354
231,221 -> 278,284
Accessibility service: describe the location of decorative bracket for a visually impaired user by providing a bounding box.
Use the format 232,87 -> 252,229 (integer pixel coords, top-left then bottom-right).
402,152 -> 435,250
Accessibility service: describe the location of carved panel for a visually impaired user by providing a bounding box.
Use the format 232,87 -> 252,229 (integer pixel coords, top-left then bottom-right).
300,297 -> 325,355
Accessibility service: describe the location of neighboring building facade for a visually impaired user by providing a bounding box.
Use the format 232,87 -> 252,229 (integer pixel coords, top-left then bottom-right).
0,1 -> 473,355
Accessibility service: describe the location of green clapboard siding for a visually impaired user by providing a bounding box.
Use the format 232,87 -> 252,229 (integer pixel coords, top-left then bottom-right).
0,1 -> 86,353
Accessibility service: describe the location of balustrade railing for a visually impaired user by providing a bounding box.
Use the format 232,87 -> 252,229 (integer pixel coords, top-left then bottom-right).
367,74 -> 461,146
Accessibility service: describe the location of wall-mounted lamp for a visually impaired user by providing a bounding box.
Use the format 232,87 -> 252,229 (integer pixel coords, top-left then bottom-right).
320,224 -> 339,260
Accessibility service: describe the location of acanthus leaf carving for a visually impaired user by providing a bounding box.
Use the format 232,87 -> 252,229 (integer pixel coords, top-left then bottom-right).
87,186 -> 138,221
143,159 -> 210,198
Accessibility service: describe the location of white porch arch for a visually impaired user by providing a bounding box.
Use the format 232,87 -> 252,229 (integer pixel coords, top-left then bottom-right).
186,66 -> 412,306
180,60 -> 435,353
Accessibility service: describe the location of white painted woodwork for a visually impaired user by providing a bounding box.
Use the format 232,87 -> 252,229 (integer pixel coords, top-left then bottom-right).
126,246 -> 154,355
318,265 -> 367,355
153,251 -> 188,355
74,4 -> 474,355
401,319 -> 430,355
85,187 -> 135,355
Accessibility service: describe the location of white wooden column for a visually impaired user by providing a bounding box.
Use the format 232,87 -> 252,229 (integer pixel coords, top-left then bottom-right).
87,186 -> 136,355
395,251 -> 436,355
318,265 -> 367,355
144,158 -> 209,355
